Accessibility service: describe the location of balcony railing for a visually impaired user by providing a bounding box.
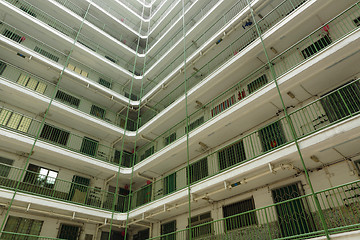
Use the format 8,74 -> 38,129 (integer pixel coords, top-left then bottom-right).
0,59 -> 136,131
0,163 -> 129,212
140,0 -> 307,126
0,232 -> 65,240
136,1 -> 360,161
142,0 -> 252,95
54,0 -> 145,52
3,0 -> 142,75
0,21 -> 139,103
149,180 -> 360,239
145,0 -> 219,69
0,77 -> 359,215
130,77 -> 360,210
0,106 -> 133,168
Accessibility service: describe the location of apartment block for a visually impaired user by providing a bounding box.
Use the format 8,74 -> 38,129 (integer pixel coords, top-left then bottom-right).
0,0 -> 360,239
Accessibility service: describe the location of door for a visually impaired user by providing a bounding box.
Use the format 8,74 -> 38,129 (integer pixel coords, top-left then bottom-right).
69,175 -> 90,204
80,137 -> 98,157
58,224 -> 80,240
272,183 -> 315,238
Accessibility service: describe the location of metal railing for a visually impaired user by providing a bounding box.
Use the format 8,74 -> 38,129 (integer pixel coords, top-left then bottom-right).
141,0 -> 307,114
3,0 -> 141,74
0,59 -> 136,131
149,179 -> 360,239
142,0 -> 252,95
136,1 -> 360,159
130,77 -> 360,210
0,106 -> 134,168
0,163 -> 129,212
0,20 -> 139,103
0,232 -> 65,239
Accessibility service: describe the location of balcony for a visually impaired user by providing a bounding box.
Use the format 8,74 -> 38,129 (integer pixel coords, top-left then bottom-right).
0,106 -> 133,168
0,162 -> 128,212
129,77 -> 360,211
0,59 -> 137,133
135,1 -> 360,165
148,180 -> 360,239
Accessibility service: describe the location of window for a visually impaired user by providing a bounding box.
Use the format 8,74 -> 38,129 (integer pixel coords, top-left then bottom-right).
133,229 -> 149,240
258,121 -> 286,152
211,95 -> 236,117
0,157 -> 14,178
247,74 -> 268,94
161,220 -> 176,240
187,158 -> 208,184
164,132 -> 176,146
100,231 -> 124,240
17,74 -> 47,94
320,81 -> 360,123
20,6 -> 37,17
125,92 -> 138,101
99,78 -> 111,88
354,16 -> 360,27
55,90 -> 80,108
301,35 -> 332,59
0,109 -> 32,133
189,212 -> 212,238
58,224 -> 80,240
67,63 -> 88,77
114,150 -> 132,167
105,55 -> 116,63
223,198 -> 257,231
164,172 -> 176,195
80,137 -> 99,157
34,46 -> 59,62
23,164 -> 58,189
218,140 -> 246,171
136,184 -> 152,206
40,124 -> 70,146
3,216 -> 43,237
140,146 -> 154,161
185,116 -> 204,133
0,60 -> 7,75
90,105 -> 106,119
2,29 -> 23,43
85,234 -> 93,240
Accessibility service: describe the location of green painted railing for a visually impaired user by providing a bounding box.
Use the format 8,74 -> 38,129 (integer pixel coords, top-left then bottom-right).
149,179 -> 360,239
142,0 -> 252,95
0,77 -> 359,215
136,1 -> 360,161
3,0 -> 142,75
140,0 -> 306,126
53,0 -> 145,53
0,163 -> 129,212
0,20 -> 139,103
130,78 -> 360,210
0,59 -> 136,131
145,0 -> 219,69
0,106 -> 133,168
0,232 -> 65,240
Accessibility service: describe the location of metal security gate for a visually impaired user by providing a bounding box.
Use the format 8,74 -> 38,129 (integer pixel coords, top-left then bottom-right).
272,183 -> 315,238
58,224 -> 80,240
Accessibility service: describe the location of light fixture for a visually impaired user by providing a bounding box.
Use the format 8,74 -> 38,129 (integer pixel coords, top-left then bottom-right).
310,155 -> 320,162
195,100 -> 203,108
287,91 -> 295,99
270,47 -> 278,54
